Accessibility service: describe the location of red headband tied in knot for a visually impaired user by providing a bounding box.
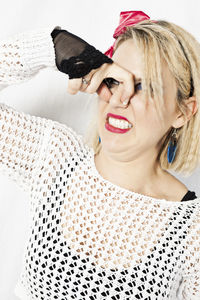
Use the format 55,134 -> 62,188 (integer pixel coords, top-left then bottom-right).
105,11 -> 156,58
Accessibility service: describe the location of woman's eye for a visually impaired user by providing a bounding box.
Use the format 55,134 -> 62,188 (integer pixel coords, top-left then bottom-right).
135,82 -> 142,91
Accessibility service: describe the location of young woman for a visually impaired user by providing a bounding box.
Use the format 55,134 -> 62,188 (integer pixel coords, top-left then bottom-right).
0,10 -> 199,300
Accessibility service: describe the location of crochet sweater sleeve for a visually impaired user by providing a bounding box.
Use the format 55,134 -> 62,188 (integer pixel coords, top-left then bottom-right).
0,27 -> 57,193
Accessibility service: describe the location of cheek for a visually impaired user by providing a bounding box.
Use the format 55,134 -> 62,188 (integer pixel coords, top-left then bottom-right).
130,98 -> 149,121
131,98 -> 161,129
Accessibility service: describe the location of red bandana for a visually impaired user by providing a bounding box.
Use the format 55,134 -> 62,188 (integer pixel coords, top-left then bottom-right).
105,11 -> 156,58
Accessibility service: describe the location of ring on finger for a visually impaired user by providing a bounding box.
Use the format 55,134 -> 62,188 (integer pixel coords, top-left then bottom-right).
82,77 -> 91,85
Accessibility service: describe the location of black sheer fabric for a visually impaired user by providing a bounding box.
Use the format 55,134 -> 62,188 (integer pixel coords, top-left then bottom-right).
51,28 -> 113,79
181,190 -> 197,202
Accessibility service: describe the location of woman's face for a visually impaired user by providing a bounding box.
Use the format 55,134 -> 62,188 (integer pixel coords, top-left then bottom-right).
97,39 -> 180,162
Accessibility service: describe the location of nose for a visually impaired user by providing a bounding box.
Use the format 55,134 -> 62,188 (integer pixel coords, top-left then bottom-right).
109,83 -> 130,107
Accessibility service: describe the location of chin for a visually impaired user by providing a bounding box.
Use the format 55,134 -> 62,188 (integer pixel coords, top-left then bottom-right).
100,138 -> 126,153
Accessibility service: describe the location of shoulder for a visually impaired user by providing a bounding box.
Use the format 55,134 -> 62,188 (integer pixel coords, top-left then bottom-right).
158,171 -> 189,202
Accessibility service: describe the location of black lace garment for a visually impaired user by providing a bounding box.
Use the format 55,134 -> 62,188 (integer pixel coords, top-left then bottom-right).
51,28 -> 113,79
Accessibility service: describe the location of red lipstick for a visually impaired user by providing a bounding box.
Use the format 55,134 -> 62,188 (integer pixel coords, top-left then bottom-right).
105,113 -> 133,134
107,113 -> 131,123
105,122 -> 131,133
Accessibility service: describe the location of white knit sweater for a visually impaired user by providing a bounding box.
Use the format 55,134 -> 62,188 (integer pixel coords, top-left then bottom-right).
0,27 -> 200,300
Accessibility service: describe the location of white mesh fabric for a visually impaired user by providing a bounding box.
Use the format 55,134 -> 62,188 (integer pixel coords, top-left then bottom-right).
9,118 -> 200,300
0,27 -> 55,87
0,27 -> 199,300
181,208 -> 200,299
0,26 -> 56,190
0,103 -> 53,193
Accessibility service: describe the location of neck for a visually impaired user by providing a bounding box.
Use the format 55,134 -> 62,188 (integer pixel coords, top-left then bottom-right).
94,148 -> 164,197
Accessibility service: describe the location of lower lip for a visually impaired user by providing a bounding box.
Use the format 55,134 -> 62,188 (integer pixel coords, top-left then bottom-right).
105,121 -> 132,133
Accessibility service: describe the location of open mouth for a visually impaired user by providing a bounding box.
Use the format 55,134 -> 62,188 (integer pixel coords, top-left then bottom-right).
105,117 -> 133,133
106,116 -> 133,129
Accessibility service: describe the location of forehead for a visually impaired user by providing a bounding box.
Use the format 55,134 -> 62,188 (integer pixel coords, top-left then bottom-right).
112,39 -> 143,79
112,39 -> 175,89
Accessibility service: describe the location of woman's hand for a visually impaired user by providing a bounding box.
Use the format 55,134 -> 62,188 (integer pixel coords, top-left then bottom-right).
51,28 -> 135,103
67,62 -> 135,103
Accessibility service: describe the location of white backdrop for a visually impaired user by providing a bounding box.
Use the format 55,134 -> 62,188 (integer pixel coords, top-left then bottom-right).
0,1 -> 200,299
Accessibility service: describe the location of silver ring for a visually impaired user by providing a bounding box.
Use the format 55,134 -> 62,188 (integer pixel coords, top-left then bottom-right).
82,77 -> 90,85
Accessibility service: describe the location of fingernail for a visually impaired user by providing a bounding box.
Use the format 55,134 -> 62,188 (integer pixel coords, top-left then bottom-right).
122,98 -> 129,105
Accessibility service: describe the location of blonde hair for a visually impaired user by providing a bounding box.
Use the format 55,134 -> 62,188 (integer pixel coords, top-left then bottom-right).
83,19 -> 200,176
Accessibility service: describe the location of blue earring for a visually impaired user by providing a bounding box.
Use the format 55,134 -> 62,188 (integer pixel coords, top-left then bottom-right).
167,128 -> 177,163
99,136 -> 101,143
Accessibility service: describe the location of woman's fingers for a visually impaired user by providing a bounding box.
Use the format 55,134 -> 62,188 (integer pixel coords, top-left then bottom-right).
86,63 -> 135,101
97,82 -> 112,102
81,64 -> 108,94
67,70 -> 95,94
66,62 -> 135,100
105,63 -> 135,101
67,78 -> 82,94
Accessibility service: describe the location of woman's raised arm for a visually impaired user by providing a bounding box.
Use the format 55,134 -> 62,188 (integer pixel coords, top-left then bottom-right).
0,26 -> 134,195
0,27 -> 57,193
0,27 -> 56,89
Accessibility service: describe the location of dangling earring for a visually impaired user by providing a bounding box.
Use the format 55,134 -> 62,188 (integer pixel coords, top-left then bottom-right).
99,136 -> 101,143
167,128 -> 178,163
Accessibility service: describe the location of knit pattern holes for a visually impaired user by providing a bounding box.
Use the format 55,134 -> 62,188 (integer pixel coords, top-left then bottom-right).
0,27 -> 200,300
2,108 -> 200,300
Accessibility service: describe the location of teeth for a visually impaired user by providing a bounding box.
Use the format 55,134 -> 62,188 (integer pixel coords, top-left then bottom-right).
108,117 -> 132,129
